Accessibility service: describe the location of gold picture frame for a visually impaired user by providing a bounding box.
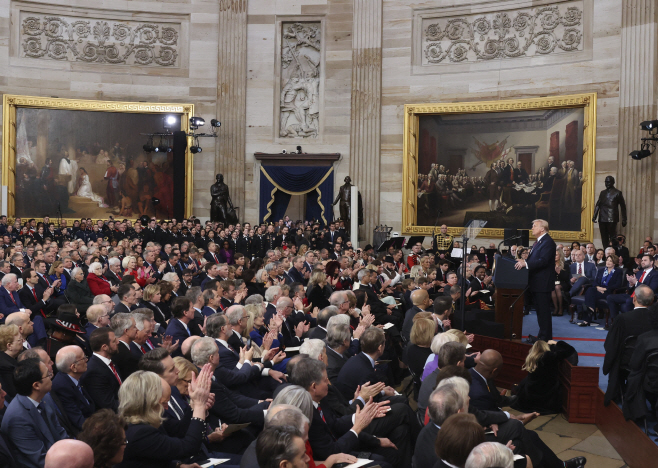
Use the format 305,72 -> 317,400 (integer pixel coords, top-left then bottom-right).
402,93 -> 597,241
2,94 -> 194,222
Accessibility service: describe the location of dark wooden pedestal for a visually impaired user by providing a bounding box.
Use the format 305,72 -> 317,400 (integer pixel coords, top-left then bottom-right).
494,288 -> 525,339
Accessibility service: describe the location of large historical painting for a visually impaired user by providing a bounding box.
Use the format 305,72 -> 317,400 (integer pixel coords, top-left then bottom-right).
402,94 -> 597,241
2,96 -> 194,220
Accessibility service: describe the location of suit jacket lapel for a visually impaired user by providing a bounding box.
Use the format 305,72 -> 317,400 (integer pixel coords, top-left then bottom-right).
21,395 -> 55,445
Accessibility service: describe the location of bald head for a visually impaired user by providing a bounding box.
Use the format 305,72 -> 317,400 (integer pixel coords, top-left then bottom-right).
411,289 -> 429,307
181,335 -> 201,358
45,439 -> 94,468
475,349 -> 503,379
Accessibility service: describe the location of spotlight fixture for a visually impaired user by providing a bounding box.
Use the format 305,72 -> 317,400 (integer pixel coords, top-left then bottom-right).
640,120 -> 658,131
189,117 -> 205,129
296,146 -> 302,154
143,137 -> 155,153
210,119 -> 221,127
190,145 -> 202,154
163,115 -> 177,129
630,148 -> 652,160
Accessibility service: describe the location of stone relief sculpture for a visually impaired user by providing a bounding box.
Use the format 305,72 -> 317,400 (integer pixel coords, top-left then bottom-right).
421,1 -> 583,65
280,22 -> 321,138
20,12 -> 180,67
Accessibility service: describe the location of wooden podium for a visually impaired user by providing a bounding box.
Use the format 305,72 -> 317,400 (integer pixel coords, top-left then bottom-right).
492,254 -> 528,339
494,289 -> 525,339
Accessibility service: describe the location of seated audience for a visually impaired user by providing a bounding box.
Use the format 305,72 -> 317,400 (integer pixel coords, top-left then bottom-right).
434,413 -> 485,468
44,439 -> 94,468
0,324 -> 23,399
80,327 -> 121,411
52,345 -> 95,435
465,442 -> 515,468
116,368 -> 213,468
78,409 -> 127,468
0,358 -> 68,468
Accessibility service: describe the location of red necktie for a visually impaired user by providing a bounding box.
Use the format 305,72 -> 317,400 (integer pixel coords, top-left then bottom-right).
146,339 -> 154,349
8,291 -> 16,306
140,345 -> 146,354
109,362 -> 122,384
632,271 -> 647,298
317,405 -> 327,423
578,264 -> 582,275
32,288 -> 46,318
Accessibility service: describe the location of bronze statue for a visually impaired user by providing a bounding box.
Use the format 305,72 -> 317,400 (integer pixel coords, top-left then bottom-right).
332,176 -> 363,232
210,174 -> 238,224
593,175 -> 627,247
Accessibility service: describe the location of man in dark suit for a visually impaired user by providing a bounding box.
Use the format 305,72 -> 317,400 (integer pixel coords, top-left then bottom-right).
413,380 -> 469,468
287,256 -> 307,285
51,345 -> 95,435
515,219 -> 557,342
110,313 -> 140,380
190,337 -> 270,429
19,268 -> 54,319
164,297 -> 195,357
0,359 -> 68,468
308,306 -> 337,341
336,327 -> 400,402
0,273 -> 24,320
568,249 -> 597,296
293,358 -> 397,468
80,327 -> 122,411
603,285 -> 657,405
606,253 -> 658,320
104,258 -> 123,286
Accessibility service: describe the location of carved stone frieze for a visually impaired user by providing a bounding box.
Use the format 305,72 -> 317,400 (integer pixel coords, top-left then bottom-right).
421,1 -> 584,66
19,11 -> 180,67
279,22 -> 321,139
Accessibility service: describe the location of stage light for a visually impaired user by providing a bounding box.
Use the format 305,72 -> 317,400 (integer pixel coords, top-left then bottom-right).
162,115 -> 177,128
190,146 -> 202,154
640,120 -> 658,131
151,197 -> 160,205
143,137 -> 154,153
210,119 -> 221,127
190,117 -> 205,129
630,149 -> 652,160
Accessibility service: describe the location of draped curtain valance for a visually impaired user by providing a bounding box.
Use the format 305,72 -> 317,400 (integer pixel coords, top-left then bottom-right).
259,165 -> 334,225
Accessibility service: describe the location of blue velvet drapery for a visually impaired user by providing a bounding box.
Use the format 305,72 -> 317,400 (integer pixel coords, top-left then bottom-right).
259,165 -> 334,226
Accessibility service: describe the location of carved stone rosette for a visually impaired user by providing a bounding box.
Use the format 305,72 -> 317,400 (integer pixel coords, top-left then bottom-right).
279,22 -> 321,139
421,1 -> 584,65
20,12 -> 180,67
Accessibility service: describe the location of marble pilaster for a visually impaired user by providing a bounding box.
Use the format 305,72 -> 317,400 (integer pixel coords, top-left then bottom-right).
216,0 -> 248,219
616,0 -> 658,250
349,0 -> 382,242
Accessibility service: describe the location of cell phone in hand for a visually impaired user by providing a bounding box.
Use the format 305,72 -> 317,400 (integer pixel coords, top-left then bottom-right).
246,337 -> 252,350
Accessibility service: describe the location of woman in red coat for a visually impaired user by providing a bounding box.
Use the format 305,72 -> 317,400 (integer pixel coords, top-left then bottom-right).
86,262 -> 118,296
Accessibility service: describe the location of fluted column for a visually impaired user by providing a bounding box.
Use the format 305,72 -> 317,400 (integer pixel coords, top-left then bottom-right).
216,0 -> 247,218
617,0 -> 658,251
349,0 -> 383,242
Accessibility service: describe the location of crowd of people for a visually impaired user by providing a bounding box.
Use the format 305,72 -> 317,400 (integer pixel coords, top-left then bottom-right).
0,213 -> 613,468
417,156 -> 585,217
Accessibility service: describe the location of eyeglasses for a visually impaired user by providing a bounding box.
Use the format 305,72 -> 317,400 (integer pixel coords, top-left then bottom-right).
182,378 -> 192,384
74,356 -> 88,365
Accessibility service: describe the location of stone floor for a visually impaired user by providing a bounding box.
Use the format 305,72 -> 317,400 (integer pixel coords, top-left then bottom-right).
506,409 -> 627,468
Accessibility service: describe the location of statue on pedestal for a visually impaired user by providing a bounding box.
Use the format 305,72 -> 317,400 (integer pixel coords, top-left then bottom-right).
210,174 -> 238,225
332,176 -> 363,233
593,176 -> 627,247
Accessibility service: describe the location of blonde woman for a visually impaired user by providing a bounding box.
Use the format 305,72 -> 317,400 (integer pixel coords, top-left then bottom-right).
118,368 -> 212,468
512,339 -> 576,414
307,270 -> 330,309
0,324 -> 23,398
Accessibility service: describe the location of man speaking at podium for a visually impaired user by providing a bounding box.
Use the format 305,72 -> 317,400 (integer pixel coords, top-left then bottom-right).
514,219 -> 557,343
